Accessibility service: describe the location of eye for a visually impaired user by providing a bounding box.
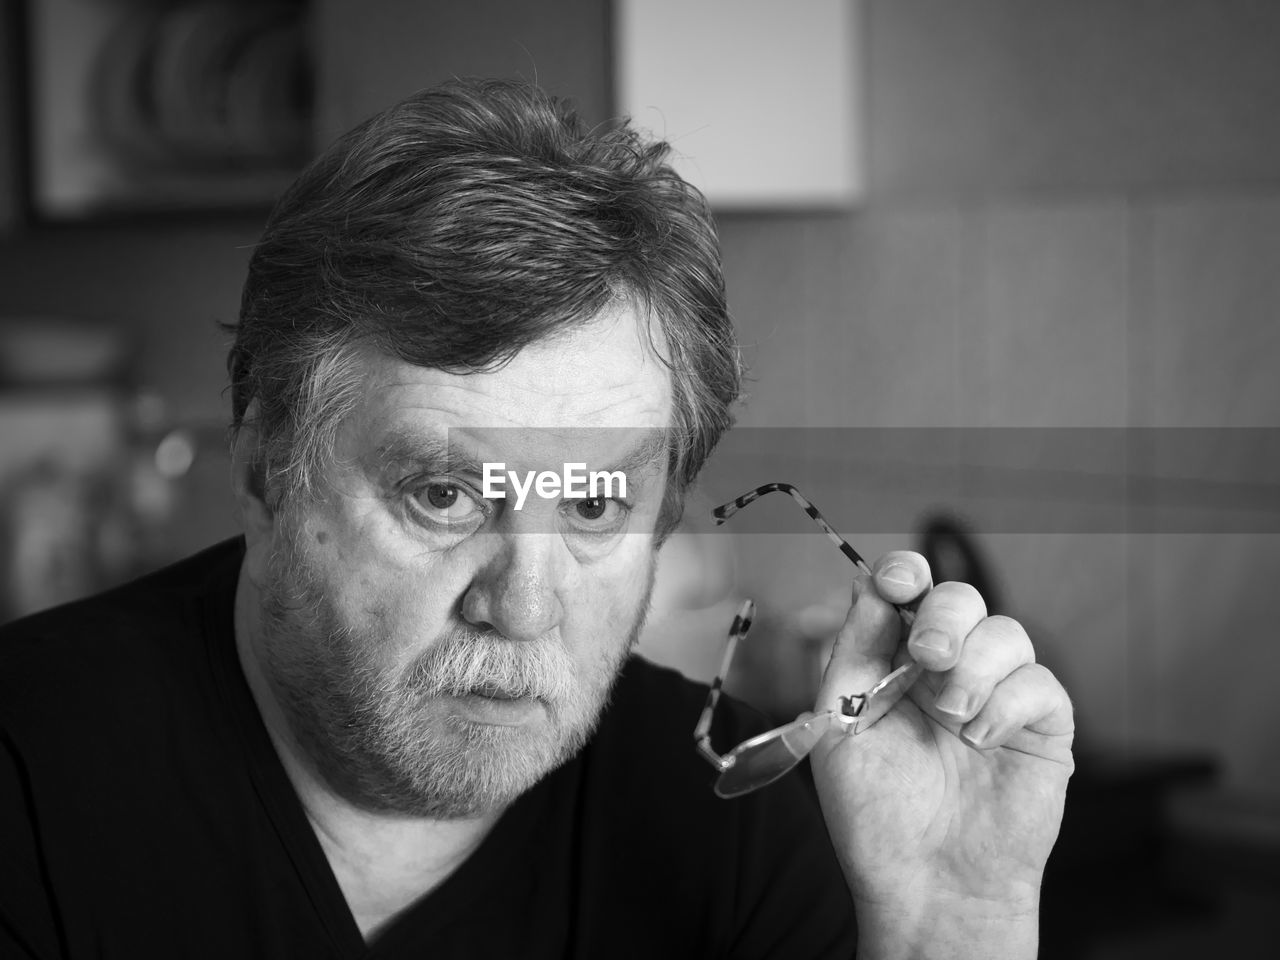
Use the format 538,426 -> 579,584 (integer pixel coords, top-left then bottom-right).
412,480 -> 485,525
564,496 -> 627,532
576,497 -> 609,521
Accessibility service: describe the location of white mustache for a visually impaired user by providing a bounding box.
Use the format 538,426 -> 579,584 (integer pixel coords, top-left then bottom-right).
404,629 -> 576,703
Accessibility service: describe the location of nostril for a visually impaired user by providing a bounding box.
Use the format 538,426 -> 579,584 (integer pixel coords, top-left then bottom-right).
459,592 -> 494,632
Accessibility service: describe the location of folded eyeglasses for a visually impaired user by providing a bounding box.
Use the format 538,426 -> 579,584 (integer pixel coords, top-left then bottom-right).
695,483 -> 922,798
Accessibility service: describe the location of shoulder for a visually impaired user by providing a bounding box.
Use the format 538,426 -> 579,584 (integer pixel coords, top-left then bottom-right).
0,539 -> 243,735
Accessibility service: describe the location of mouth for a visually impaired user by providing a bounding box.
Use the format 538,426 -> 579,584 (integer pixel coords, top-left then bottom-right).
450,688 -> 546,726
468,684 -> 527,701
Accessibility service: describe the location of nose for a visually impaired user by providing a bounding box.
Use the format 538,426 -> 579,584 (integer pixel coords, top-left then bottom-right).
461,534 -> 567,642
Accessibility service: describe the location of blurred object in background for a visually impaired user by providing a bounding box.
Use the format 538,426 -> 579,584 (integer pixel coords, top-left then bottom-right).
919,511 -> 1004,613
0,314 -> 127,385
0,316 -> 129,619
638,495 -> 741,685
27,0 -> 312,218
0,316 -> 223,622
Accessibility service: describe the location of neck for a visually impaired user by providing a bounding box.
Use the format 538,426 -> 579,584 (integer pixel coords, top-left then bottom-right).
232,562 -> 500,939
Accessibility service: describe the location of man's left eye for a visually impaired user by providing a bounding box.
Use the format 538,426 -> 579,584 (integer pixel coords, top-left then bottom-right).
569,497 -> 624,528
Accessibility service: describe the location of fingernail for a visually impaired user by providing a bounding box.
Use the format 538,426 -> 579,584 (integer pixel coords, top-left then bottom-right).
962,719 -> 991,748
880,562 -> 914,589
910,628 -> 950,656
935,685 -> 971,718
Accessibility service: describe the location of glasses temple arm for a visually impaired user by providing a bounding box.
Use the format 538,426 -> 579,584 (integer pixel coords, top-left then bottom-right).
713,483 -> 923,625
713,483 -> 872,569
694,599 -> 755,773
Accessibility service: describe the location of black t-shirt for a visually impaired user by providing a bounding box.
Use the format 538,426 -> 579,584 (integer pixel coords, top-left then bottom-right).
0,539 -> 857,959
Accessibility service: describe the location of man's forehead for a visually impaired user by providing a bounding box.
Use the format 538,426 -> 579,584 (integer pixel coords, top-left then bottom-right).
352,302 -> 675,434
375,424 -> 670,475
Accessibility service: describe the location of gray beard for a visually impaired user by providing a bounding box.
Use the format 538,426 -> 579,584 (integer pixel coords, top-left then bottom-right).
258,537 -> 653,819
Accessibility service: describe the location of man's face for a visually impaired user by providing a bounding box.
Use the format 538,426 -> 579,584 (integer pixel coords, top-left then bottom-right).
254,302 -> 674,819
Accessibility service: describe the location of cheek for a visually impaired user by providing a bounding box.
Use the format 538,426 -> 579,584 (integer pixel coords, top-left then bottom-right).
295,513 -> 475,656
562,543 -> 656,646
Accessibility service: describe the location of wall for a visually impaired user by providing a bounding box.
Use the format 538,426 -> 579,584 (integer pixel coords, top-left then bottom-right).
710,0 -> 1280,810
314,0 -> 611,144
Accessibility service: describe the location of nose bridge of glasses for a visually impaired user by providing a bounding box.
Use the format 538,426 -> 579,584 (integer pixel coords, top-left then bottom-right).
841,660 -> 925,735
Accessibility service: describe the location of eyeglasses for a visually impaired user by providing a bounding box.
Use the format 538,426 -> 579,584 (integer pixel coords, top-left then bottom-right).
694,483 -> 923,799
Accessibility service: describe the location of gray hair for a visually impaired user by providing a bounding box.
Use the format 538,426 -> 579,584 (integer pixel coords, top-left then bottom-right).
228,78 -> 743,532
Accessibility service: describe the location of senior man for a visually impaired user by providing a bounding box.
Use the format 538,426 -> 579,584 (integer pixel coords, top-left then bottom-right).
0,80 -> 1073,959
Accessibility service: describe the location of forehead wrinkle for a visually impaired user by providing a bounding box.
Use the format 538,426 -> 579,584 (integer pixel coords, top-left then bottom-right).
341,302 -> 675,435
419,377 -> 667,427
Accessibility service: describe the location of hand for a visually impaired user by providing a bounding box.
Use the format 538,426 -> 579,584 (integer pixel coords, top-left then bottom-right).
810,551 -> 1074,958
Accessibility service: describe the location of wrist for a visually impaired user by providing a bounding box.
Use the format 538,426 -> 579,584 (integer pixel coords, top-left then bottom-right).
853,885 -> 1040,960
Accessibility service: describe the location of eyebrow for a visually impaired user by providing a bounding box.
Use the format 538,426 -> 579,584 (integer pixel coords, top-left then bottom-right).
374,431 -> 487,476
604,429 -> 670,477
373,428 -> 670,480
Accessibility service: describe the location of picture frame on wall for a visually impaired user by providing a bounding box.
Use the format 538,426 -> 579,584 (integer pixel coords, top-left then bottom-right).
24,0 -> 312,219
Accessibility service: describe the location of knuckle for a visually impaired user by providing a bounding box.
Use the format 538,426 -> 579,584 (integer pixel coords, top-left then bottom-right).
1023,661 -> 1055,688
976,691 -> 1013,729
1036,664 -> 1074,714
922,580 -> 985,622
1059,687 -> 1076,723
985,613 -> 1024,634
948,649 -> 1000,688
936,579 -> 984,606
982,615 -> 1035,659
986,664 -> 1039,714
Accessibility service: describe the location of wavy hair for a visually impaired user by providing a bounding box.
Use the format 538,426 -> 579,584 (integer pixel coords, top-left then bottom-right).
228,78 -> 742,532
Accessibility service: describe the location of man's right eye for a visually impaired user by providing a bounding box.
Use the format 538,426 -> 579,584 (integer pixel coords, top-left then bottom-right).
411,480 -> 486,525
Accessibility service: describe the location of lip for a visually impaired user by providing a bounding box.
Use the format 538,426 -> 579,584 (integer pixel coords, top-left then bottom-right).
452,692 -> 545,726
471,684 -> 520,700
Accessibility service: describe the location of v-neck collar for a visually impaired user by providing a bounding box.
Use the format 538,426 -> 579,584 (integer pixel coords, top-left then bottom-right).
199,539 -> 570,958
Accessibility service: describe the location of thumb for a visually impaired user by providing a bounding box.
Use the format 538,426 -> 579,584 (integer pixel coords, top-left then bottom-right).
816,570 -> 903,712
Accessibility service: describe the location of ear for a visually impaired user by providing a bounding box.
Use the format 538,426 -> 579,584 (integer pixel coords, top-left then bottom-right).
230,408 -> 276,578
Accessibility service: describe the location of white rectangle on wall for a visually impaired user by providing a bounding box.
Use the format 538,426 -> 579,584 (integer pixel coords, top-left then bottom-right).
614,0 -> 860,209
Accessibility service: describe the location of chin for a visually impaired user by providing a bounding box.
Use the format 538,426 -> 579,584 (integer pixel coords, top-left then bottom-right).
339,692 -> 598,819
390,727 -> 578,819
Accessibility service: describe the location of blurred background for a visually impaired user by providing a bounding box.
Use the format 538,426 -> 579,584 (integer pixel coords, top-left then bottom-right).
1,1 -> 1278,955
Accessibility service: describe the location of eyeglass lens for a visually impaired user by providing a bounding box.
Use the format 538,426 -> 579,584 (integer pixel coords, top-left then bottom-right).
714,712 -> 838,799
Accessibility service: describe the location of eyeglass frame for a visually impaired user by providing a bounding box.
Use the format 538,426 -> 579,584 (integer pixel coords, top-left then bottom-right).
694,482 -> 923,798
